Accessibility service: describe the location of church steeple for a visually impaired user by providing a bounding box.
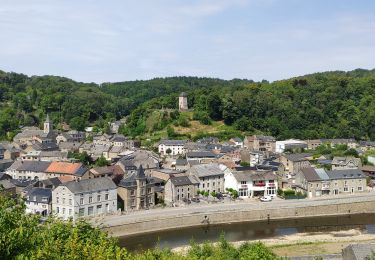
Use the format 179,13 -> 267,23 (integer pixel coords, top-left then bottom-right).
44,114 -> 52,134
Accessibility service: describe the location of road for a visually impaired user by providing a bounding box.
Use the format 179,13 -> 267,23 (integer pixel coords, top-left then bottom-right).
93,193 -> 375,227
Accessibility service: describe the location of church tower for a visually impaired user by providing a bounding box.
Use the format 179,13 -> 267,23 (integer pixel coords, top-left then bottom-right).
179,92 -> 188,111
44,114 -> 52,134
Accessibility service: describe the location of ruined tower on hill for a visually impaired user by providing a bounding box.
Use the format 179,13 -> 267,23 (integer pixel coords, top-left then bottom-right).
178,92 -> 188,111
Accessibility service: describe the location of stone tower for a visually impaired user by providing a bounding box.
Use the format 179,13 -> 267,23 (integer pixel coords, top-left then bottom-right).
44,114 -> 52,134
179,92 -> 188,111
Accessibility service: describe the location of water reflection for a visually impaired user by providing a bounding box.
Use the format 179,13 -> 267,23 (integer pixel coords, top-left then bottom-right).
118,213 -> 375,252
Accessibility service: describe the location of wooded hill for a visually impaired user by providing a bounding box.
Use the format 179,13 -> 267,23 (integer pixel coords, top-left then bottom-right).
0,68 -> 374,141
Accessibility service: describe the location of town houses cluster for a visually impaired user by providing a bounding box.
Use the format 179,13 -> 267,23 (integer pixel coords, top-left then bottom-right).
0,115 -> 375,221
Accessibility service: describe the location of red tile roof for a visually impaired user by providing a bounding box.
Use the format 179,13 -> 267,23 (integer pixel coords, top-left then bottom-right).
46,162 -> 83,175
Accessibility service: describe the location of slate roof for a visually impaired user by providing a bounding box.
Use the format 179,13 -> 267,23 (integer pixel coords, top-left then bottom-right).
26,187 -> 52,203
331,156 -> 361,167
179,92 -> 188,97
118,166 -> 150,188
90,166 -> 114,176
175,159 -> 188,166
284,153 -> 312,162
63,177 -> 117,193
188,163 -> 226,178
0,173 -> 12,180
170,176 -> 194,186
255,135 -> 276,141
233,171 -> 276,182
360,141 -> 375,147
186,151 -> 217,158
111,134 -> 127,142
300,167 -> 321,182
159,139 -> 187,146
327,169 -> 366,180
17,161 -> 51,172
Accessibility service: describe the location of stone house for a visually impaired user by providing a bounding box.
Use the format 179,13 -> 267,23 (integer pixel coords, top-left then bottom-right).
278,153 -> 311,176
164,175 -> 199,204
295,168 -> 366,198
52,177 -> 117,221
187,163 -> 228,194
331,156 -> 361,170
305,139 -> 323,150
244,135 -> 276,153
117,166 -> 155,210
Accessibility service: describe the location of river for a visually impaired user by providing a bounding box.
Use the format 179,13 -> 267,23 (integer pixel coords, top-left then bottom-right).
118,213 -> 375,252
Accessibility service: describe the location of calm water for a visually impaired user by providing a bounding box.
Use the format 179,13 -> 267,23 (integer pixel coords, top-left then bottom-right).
118,213 -> 375,252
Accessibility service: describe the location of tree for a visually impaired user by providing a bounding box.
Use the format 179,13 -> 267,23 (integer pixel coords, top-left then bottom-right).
166,148 -> 172,155
69,116 -> 86,131
95,156 -> 109,167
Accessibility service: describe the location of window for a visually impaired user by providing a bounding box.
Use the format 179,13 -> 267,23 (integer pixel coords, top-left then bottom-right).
69,209 -> 72,215
147,188 -> 151,193
213,182 -> 215,187
62,198 -> 65,204
97,205 -> 102,213
344,187 -> 349,192
131,199 -> 135,207
207,183 -> 209,187
106,204 -> 109,212
69,199 -> 72,205
56,197 -> 59,203
89,197 -> 92,203
130,190 -> 135,196
241,181 -> 246,185
80,198 -> 84,205
62,208 -> 66,214
88,206 -> 93,215
316,184 -> 319,188
358,186 -> 363,191
56,207 -> 59,213
79,208 -> 84,217
97,195 -> 101,202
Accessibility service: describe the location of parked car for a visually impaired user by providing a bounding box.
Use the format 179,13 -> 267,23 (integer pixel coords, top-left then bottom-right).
216,193 -> 224,200
191,197 -> 200,203
260,196 -> 272,202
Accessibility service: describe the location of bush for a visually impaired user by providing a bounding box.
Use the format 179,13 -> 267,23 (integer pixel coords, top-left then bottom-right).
283,189 -> 296,196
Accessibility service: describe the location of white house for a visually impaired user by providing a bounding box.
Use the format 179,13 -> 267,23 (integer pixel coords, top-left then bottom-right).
52,177 -> 117,221
224,170 -> 278,198
158,140 -> 188,156
275,139 -> 307,153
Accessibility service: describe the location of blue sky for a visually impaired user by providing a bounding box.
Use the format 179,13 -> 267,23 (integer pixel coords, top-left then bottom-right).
0,0 -> 375,83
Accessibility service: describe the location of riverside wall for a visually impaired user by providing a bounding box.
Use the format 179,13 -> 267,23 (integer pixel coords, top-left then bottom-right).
102,196 -> 375,237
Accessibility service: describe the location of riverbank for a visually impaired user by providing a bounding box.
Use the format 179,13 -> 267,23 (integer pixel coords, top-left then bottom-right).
99,194 -> 375,237
171,228 -> 375,257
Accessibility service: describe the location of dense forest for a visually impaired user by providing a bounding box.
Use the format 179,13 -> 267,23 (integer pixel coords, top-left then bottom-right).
0,68 -> 374,141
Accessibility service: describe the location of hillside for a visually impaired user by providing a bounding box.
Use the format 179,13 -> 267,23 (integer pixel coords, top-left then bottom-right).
0,68 -> 374,141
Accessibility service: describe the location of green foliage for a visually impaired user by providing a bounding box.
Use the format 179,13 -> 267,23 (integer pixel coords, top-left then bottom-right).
211,191 -> 217,198
68,151 -> 92,165
203,191 -> 209,197
193,110 -> 211,125
0,194 -> 282,259
240,161 -> 250,167
95,155 -> 110,167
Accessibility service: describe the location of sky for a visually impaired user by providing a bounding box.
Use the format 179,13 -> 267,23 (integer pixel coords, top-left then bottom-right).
0,0 -> 375,83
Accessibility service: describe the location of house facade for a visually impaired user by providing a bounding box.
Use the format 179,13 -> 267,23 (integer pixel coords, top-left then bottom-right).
187,163 -> 228,194
244,135 -> 276,153
25,187 -> 52,216
331,156 -> 361,170
158,140 -> 188,156
164,175 -> 199,204
295,168 -> 366,198
52,177 -> 117,221
224,170 -> 278,198
278,153 -> 311,176
117,166 -> 155,210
